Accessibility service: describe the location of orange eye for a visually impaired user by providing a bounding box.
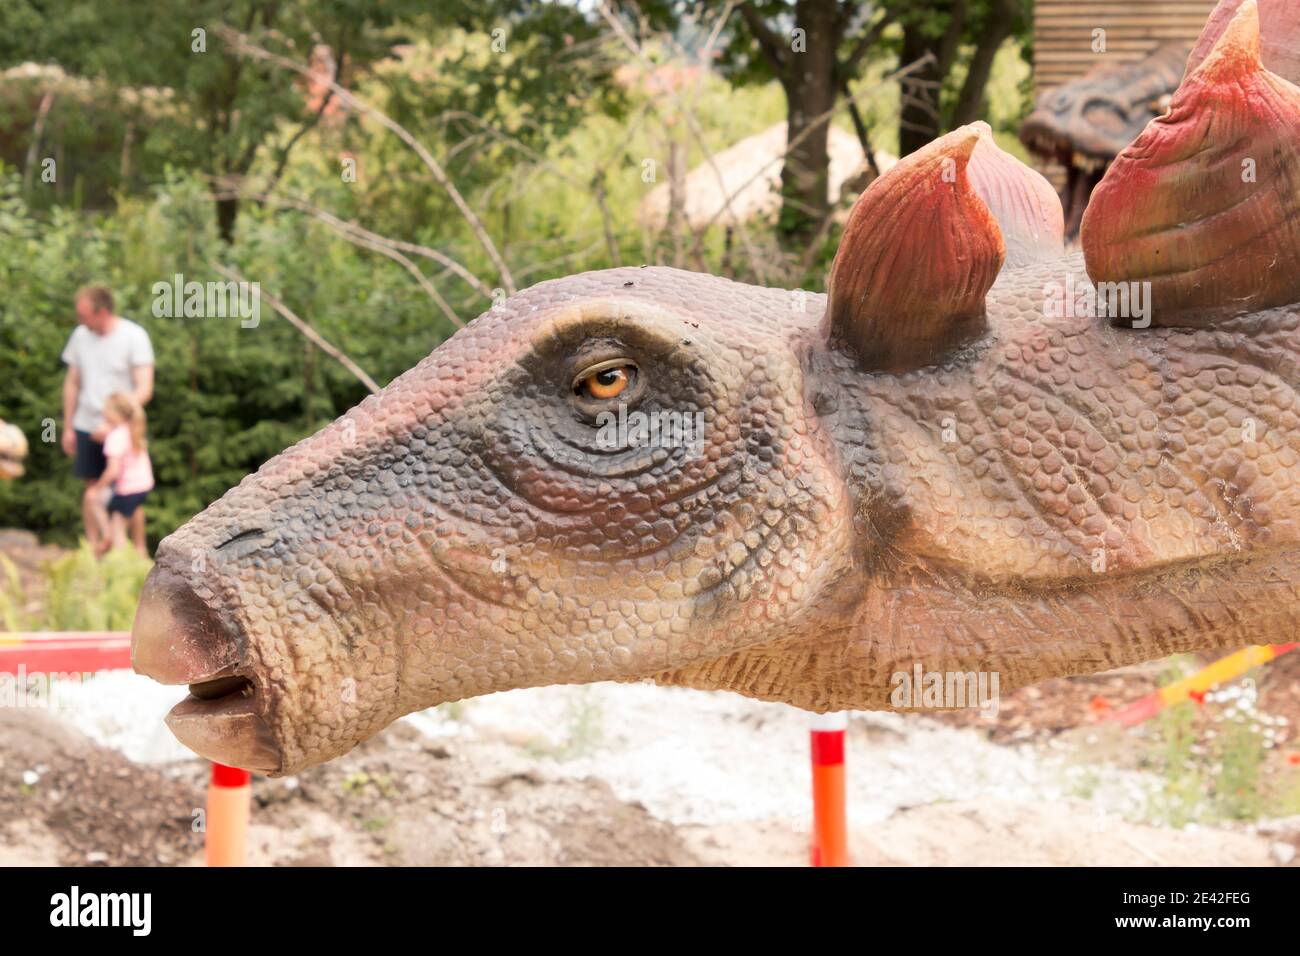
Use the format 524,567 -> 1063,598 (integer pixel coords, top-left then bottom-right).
575,364 -> 635,400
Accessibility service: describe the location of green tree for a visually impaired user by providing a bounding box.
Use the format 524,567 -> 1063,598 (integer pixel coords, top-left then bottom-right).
892,0 -> 1030,157
0,0 -> 425,239
641,0 -> 1031,246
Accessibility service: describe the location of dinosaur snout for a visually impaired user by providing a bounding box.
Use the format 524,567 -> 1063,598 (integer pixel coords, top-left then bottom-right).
132,561 -> 283,773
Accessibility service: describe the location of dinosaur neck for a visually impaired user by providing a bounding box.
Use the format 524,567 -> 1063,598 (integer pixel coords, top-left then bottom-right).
651,545 -> 1300,711
654,252 -> 1300,710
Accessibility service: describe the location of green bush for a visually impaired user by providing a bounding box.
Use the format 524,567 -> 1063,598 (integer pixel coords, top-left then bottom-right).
0,542 -> 150,631
0,169 -> 457,545
41,542 -> 152,631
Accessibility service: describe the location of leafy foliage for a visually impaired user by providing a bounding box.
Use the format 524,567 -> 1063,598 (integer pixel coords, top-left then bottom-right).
0,543 -> 151,630
0,3 -> 1033,549
0,169 -> 456,542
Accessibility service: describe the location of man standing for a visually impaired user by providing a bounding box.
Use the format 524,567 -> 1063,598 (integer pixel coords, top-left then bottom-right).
61,286 -> 154,551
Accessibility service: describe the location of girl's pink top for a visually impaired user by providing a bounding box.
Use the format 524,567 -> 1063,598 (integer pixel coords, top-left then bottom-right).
102,424 -> 155,496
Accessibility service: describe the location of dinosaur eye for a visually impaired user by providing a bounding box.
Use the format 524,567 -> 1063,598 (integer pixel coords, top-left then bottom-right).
573,361 -> 637,401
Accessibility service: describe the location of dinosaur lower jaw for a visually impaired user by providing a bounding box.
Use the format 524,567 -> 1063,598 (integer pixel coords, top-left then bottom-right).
1061,159 -> 1108,242
165,678 -> 282,774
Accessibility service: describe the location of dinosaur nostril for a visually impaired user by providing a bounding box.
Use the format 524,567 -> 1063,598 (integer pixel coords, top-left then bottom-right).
216,527 -> 268,551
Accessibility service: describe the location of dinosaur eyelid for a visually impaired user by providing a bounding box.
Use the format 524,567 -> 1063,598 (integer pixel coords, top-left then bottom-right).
572,360 -> 638,401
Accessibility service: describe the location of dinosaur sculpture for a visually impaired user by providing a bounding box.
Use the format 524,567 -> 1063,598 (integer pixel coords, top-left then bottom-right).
1022,0 -> 1300,241
132,0 -> 1300,776
1019,42 -> 1189,239
0,419 -> 27,479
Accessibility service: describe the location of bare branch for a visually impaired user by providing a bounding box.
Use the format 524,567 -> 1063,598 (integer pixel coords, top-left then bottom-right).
211,188 -> 467,327
600,2 -> 772,285
687,54 -> 936,257
840,11 -> 894,78
220,188 -> 494,301
23,91 -> 55,192
215,24 -> 517,295
592,170 -> 623,267
840,78 -> 880,177
263,35 -> 346,194
737,2 -> 789,78
210,262 -> 382,394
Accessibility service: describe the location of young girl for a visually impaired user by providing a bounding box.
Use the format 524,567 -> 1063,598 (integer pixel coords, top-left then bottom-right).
92,392 -> 154,557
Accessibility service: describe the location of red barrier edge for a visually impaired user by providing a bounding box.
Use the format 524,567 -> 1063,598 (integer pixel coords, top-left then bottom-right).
0,632 -> 132,674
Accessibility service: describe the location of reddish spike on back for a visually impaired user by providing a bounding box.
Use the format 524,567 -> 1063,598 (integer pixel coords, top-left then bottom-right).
1082,0 -> 1300,326
1188,0 -> 1300,85
826,125 -> 1005,372
967,122 -> 1065,268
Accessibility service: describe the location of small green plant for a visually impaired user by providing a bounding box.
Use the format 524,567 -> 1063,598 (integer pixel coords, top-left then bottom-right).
526,687 -> 604,761
341,771 -> 395,799
0,554 -> 28,631
1144,696 -> 1208,827
1142,667 -> 1300,825
1065,764 -> 1103,801
1213,691 -> 1267,820
438,699 -> 466,722
41,543 -> 152,631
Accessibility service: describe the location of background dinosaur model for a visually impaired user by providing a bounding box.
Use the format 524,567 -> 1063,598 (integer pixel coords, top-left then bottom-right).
132,0 -> 1300,776
1019,42 -> 1189,239
0,419 -> 27,479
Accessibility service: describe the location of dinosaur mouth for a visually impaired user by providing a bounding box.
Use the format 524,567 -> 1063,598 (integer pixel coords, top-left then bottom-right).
1019,127 -> 1111,241
131,565 -> 283,774
165,677 -> 282,774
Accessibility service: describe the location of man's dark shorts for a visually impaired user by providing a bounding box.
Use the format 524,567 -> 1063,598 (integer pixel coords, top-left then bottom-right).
108,490 -> 149,519
73,430 -> 106,480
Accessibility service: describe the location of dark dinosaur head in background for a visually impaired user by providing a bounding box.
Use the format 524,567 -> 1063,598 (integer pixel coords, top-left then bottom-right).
1020,43 -> 1189,238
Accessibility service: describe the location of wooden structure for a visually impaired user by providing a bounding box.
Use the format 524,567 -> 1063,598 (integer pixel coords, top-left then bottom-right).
1032,0 -> 1220,93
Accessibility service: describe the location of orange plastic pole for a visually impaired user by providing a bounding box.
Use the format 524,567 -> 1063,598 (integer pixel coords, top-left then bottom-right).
809,712 -> 850,867
205,762 -> 252,866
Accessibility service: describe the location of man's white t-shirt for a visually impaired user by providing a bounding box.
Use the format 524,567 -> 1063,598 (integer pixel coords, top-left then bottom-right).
61,318 -> 154,434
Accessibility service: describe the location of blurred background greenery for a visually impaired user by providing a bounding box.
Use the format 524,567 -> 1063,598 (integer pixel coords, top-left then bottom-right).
0,0 -> 1035,545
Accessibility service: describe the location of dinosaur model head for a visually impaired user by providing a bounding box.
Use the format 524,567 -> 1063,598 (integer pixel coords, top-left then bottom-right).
1019,42 -> 1189,239
133,0 -> 1300,776
0,419 -> 28,479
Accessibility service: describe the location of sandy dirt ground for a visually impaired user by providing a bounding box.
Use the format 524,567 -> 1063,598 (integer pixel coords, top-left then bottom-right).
2,673 -> 1299,867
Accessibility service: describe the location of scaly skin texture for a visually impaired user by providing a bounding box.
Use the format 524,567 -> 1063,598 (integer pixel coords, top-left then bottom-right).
136,273 -> 856,773
660,255 -> 1300,708
131,0 -> 1300,775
